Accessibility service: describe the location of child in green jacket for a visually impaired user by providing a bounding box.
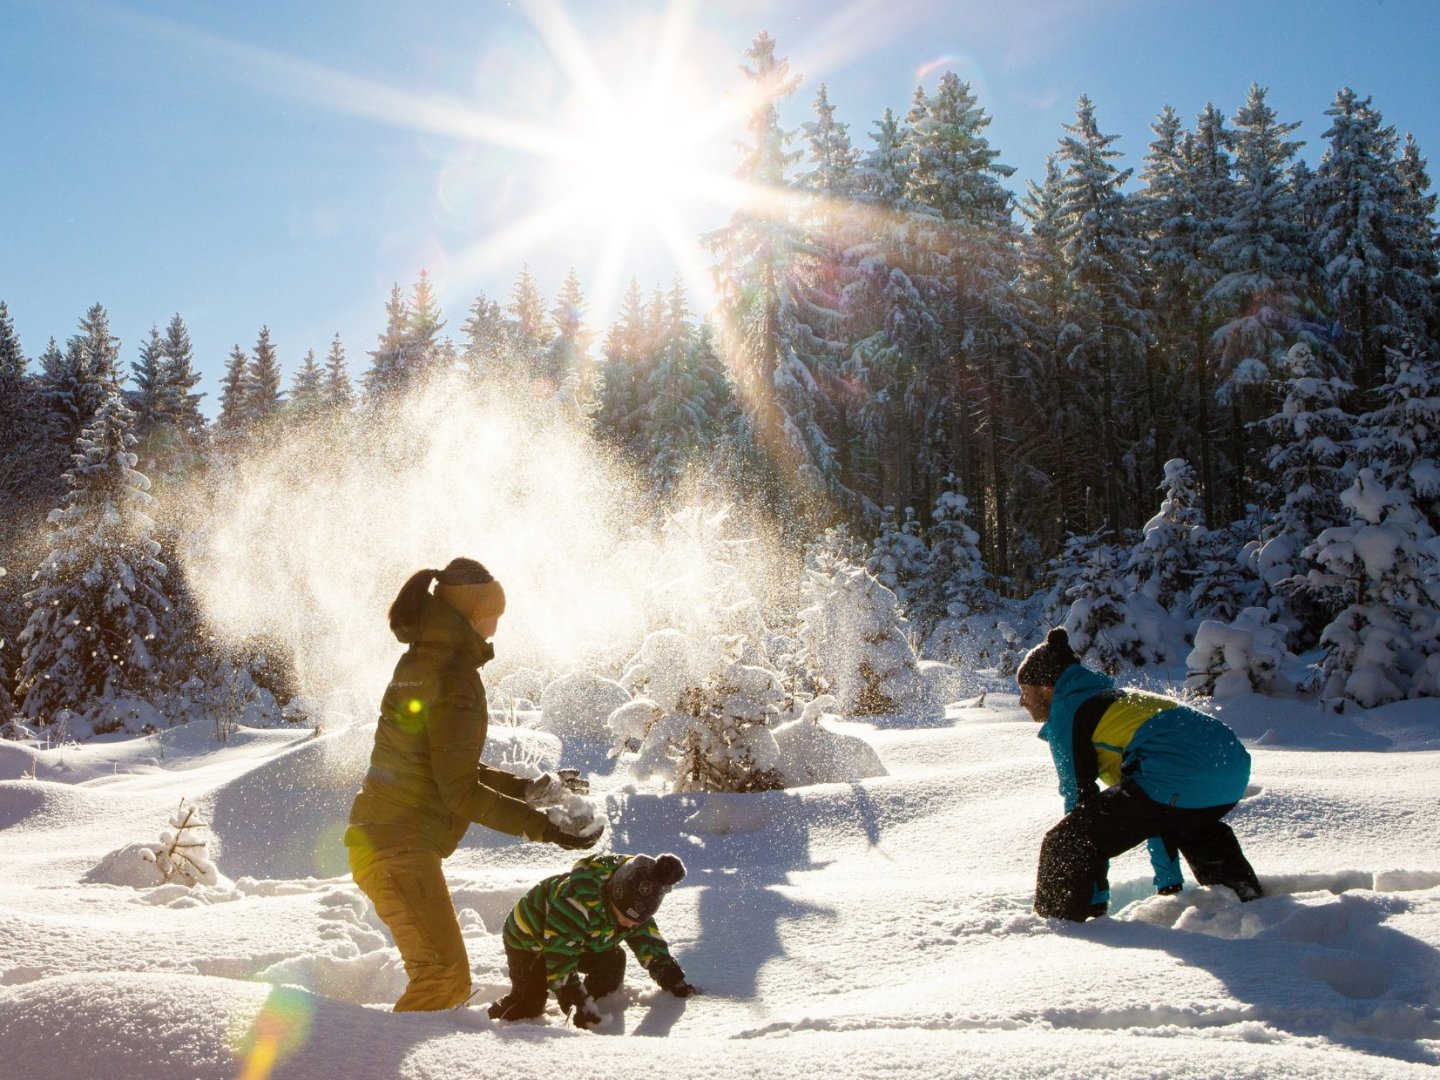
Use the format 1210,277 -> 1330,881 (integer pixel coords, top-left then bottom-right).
489,852 -> 697,1027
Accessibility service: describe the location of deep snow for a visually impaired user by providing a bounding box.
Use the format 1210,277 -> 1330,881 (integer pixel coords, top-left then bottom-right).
1,690 -> 1438,1079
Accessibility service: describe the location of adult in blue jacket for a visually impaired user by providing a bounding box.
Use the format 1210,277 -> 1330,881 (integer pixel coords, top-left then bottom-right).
1018,627 -> 1263,921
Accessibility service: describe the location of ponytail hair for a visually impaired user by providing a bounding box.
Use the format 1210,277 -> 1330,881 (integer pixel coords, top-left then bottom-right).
388,568 -> 441,640
388,558 -> 497,640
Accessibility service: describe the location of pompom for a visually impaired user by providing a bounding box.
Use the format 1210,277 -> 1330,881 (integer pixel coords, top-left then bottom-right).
1046,627 -> 1070,649
654,853 -> 686,886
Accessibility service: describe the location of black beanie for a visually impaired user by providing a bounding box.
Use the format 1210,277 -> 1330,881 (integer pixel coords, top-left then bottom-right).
1016,626 -> 1079,687
606,853 -> 686,923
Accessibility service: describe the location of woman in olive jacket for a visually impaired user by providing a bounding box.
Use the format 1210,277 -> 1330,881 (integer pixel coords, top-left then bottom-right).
345,557 -> 601,1011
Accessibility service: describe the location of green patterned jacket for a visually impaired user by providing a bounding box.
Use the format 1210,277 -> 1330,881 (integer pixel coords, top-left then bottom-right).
503,854 -> 677,991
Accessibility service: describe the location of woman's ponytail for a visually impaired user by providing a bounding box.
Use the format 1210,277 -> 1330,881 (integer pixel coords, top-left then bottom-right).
388,568 -> 440,639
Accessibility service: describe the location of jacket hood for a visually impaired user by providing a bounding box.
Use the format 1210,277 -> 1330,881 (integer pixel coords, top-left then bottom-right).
396,591 -> 494,669
1038,663 -> 1114,741
1052,663 -> 1114,715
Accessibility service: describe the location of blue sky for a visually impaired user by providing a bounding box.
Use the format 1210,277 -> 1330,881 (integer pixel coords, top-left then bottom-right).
2,0 -> 1436,414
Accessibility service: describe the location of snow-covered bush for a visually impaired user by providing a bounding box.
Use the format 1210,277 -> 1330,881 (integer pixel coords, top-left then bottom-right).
772,696 -> 888,786
1185,608 -> 1289,697
538,671 -> 631,741
630,663 -> 787,793
797,565 -> 935,717
605,697 -> 665,756
84,796 -> 219,889
1055,536 -> 1169,671
1304,470 -> 1440,709
619,629 -> 723,711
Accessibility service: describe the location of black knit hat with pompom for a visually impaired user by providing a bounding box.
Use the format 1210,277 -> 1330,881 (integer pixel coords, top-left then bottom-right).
605,853 -> 686,923
1016,626 -> 1080,687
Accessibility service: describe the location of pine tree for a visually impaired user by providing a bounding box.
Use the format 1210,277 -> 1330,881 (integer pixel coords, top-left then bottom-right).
1304,469 -> 1440,708
548,268 -> 595,407
596,277 -> 652,456
1355,342 -> 1440,532
1015,156 -> 1091,550
363,283 -> 410,404
128,326 -> 166,442
216,344 -> 250,438
158,314 -> 206,453
246,325 -> 284,428
322,334 -> 355,414
1126,457 -> 1203,616
16,383 -> 170,733
1249,341 -> 1354,647
1310,88 -> 1432,393
459,292 -> 511,381
44,304 -> 121,446
707,32 -> 847,522
509,265 -> 555,387
287,348 -> 325,424
1138,106 -> 1223,524
918,473 -> 991,626
1056,96 -> 1148,530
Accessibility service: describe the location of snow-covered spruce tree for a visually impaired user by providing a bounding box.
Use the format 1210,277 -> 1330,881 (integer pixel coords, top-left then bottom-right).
867,505 -> 927,608
1247,340 -> 1354,648
0,303 -> 63,521
1207,85 -> 1313,523
1056,95 -> 1150,529
707,32 -> 849,525
1354,342 -> 1440,533
915,473 -> 991,628
1188,521 -> 1262,624
246,325 -> 285,431
547,268 -> 596,411
797,564 -> 928,716
16,382 -> 171,735
43,303 -> 122,447
286,348 -> 325,427
1304,469 -> 1440,709
1014,156 -> 1097,549
1053,532 -> 1163,672
1310,88 -> 1435,395
1125,458 -> 1203,617
642,281 -> 734,502
1136,105 -> 1225,526
844,106 -> 943,516
322,333 -> 355,415
1185,606 -> 1289,698
214,343 -> 250,446
905,71 -> 1024,576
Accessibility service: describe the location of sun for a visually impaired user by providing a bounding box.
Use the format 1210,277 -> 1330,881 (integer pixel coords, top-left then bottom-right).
568,92 -> 693,223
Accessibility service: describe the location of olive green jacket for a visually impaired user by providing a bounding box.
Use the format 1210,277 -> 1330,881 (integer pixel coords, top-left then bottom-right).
346,593 -> 548,867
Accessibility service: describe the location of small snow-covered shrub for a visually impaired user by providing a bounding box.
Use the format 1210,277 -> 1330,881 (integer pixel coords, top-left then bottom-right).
798,565 -> 934,717
772,696 -> 888,786
1186,608 -> 1288,697
630,665 -> 787,793
538,672 -> 631,741
605,697 -> 664,756
85,796 -> 219,888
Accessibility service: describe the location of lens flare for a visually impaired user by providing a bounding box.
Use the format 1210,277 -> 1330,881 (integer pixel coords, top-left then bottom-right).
233,986 -> 314,1080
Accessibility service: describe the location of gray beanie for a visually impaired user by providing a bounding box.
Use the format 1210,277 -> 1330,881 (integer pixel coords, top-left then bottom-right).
1016,626 -> 1080,687
605,853 -> 686,923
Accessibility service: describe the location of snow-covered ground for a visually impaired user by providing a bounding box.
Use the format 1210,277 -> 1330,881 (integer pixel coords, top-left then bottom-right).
1,691 -> 1438,1079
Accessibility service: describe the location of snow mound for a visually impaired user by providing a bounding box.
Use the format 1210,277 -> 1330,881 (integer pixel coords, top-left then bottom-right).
773,701 -> 888,787
538,672 -> 631,740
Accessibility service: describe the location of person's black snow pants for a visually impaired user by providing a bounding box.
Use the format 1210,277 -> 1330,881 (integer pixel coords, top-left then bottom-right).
489,945 -> 628,1020
1034,780 -> 1263,922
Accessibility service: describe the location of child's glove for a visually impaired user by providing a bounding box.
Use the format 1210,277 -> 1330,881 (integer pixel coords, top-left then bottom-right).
557,768 -> 590,795
1156,883 -> 1182,896
650,958 -> 697,997
556,978 -> 601,1029
525,770 -> 591,806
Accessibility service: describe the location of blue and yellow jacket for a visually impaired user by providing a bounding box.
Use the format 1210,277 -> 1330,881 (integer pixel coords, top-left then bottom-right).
1038,664 -> 1252,894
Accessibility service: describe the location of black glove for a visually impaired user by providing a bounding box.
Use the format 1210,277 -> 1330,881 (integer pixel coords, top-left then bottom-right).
555,978 -> 601,1029
557,767 -> 590,795
544,820 -> 601,850
1157,883 -> 1183,896
650,957 -> 696,997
